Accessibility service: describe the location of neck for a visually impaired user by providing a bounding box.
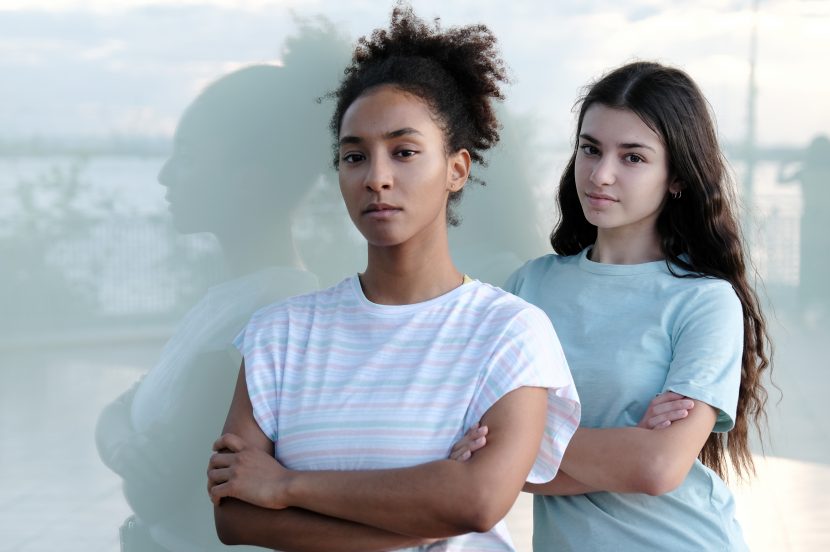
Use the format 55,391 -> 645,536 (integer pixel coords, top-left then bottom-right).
215,219 -> 304,278
592,224 -> 664,265
360,225 -> 462,306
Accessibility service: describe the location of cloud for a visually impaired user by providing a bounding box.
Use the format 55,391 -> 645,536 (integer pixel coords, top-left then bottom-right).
0,0 -> 827,145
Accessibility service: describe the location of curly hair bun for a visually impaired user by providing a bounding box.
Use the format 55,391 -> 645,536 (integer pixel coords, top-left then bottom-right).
331,2 -> 508,167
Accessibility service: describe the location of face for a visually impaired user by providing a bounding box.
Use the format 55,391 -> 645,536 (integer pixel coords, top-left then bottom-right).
337,85 -> 469,248
158,109 -> 236,234
574,104 -> 679,235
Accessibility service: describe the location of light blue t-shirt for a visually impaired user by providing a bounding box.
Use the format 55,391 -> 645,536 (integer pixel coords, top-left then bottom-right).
505,248 -> 747,552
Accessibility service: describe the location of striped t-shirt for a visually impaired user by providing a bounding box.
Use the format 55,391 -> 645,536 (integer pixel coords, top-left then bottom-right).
234,275 -> 580,551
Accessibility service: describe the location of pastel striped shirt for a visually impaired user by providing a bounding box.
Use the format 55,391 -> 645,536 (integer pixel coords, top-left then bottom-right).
234,276 -> 580,551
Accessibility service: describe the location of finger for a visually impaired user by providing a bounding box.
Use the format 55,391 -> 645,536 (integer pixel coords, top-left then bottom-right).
451,426 -> 487,455
655,420 -> 671,429
458,450 -> 471,462
213,433 -> 245,453
469,436 -> 487,452
209,481 -> 233,505
208,452 -> 235,470
450,446 -> 469,461
451,439 -> 472,455
647,409 -> 689,428
649,391 -> 686,406
207,467 -> 232,485
652,399 -> 695,416
464,424 -> 486,439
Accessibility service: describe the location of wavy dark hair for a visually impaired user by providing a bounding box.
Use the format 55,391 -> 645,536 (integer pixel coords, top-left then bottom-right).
328,2 -> 508,226
551,61 -> 771,480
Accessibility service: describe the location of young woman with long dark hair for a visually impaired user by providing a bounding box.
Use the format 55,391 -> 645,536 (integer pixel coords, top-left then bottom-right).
454,61 -> 771,550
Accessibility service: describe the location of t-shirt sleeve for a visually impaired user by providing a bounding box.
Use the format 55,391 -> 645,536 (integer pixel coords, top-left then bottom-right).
232,307 -> 281,442
502,260 -> 532,295
664,281 -> 744,433
466,305 -> 581,484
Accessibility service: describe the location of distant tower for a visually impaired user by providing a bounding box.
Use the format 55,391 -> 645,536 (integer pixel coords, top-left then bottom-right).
743,0 -> 760,218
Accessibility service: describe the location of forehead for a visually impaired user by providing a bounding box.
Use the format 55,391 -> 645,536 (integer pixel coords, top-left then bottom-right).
581,104 -> 663,148
339,85 -> 442,140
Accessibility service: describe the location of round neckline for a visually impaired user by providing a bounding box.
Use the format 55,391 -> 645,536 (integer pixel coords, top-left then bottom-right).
577,246 -> 670,275
350,274 -> 477,314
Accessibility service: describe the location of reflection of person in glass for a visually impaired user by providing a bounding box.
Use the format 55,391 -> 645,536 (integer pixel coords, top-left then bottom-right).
781,135 -> 830,327
95,25 -> 347,552
206,6 -> 579,551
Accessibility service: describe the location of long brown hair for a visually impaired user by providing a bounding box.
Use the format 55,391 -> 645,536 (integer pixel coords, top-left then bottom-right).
551,61 -> 771,480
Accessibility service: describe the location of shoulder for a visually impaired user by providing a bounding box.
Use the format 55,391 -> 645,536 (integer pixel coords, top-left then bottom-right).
504,253 -> 580,294
247,276 -> 356,328
669,274 -> 741,315
664,275 -> 743,344
465,281 -> 559,344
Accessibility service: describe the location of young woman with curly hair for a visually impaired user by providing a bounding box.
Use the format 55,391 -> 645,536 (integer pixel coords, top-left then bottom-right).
453,61 -> 772,551
205,5 -> 579,551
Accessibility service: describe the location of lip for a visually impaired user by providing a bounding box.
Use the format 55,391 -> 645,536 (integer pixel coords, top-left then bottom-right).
585,191 -> 618,208
363,202 -> 402,218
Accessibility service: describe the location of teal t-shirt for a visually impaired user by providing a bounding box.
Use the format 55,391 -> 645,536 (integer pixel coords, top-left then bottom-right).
505,248 -> 747,551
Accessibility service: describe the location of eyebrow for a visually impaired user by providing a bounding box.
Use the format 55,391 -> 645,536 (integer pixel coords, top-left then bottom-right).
579,133 -> 657,153
339,127 -> 424,146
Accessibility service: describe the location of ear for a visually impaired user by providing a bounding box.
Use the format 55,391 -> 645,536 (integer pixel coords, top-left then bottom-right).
447,149 -> 472,193
668,178 -> 683,196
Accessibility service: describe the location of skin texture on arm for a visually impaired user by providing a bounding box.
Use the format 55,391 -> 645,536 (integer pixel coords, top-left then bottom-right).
523,470 -> 598,496
554,401 -> 717,496
210,363 -> 432,552
210,380 -> 549,539
452,391 -> 698,497
527,392 -> 696,496
286,386 -> 548,538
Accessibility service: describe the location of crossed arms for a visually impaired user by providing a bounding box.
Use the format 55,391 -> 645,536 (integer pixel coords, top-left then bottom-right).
206,362 -> 550,551
513,393 -> 714,497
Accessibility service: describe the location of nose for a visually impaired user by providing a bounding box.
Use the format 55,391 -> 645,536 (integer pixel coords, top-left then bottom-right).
590,156 -> 615,187
364,155 -> 393,193
158,158 -> 174,188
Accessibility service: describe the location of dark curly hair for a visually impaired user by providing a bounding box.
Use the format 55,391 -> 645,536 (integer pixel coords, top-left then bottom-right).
551,61 -> 772,481
329,2 -> 508,226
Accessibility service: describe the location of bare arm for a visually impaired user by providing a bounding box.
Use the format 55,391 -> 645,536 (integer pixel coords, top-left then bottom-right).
523,470 -> 598,496
210,363 -> 431,551
290,386 -> 547,537
452,391 -> 696,497
552,401 -> 717,496
212,382 -> 549,538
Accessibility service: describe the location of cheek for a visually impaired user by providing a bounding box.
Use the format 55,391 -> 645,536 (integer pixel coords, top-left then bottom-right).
338,174 -> 362,218
639,172 -> 670,204
573,159 -> 590,189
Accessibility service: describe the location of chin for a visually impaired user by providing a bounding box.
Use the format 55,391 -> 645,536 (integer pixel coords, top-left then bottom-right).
169,216 -> 210,235
361,230 -> 408,248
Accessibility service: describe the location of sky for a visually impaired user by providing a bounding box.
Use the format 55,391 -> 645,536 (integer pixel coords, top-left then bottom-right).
0,0 -> 828,148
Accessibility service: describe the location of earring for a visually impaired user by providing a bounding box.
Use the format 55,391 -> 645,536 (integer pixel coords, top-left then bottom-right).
672,190 -> 682,200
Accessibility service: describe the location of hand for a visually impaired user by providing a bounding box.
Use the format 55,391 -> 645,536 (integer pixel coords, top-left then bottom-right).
207,433 -> 291,509
107,429 -> 177,483
637,392 -> 695,429
449,422 -> 488,462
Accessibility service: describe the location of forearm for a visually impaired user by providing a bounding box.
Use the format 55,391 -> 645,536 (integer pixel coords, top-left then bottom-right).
560,426 -> 693,495
523,470 -> 598,496
215,498 -> 433,552
95,385 -> 138,471
286,459 -> 504,538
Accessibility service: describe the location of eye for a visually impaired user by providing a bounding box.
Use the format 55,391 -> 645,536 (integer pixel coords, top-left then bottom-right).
341,152 -> 365,164
394,149 -> 418,158
624,153 -> 645,163
579,144 -> 599,156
